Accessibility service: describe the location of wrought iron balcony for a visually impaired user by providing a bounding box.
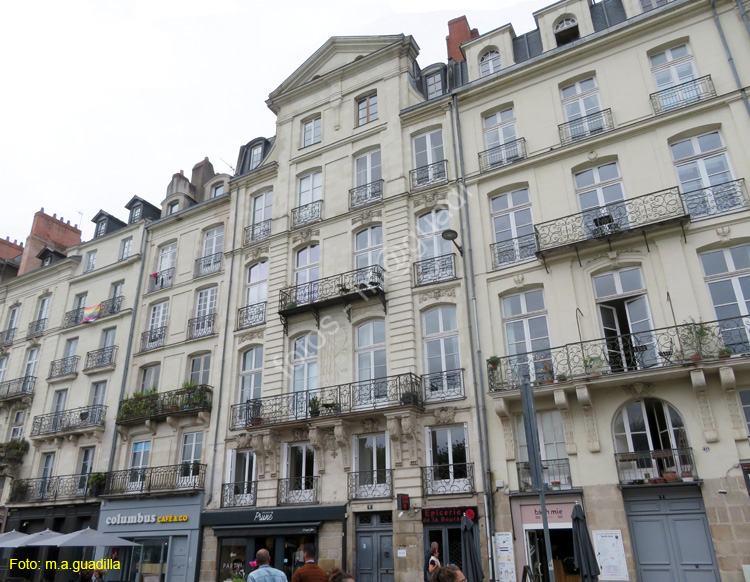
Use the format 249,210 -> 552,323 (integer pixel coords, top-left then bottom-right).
278,476 -> 319,505
534,187 -> 687,254
414,253 -> 456,286
681,178 -> 749,220
30,405 -> 106,438
615,448 -> 697,484
0,377 -> 35,402
244,220 -> 272,246
410,160 -> 448,190
348,470 -> 393,500
0,327 -> 16,346
221,480 -> 258,507
229,372 -> 423,430
422,463 -> 475,496
517,458 -> 573,492
195,252 -> 222,278
28,318 -> 46,337
116,385 -> 212,425
101,463 -> 207,496
63,296 -> 123,328
291,200 -> 323,229
84,346 -> 118,371
187,314 -> 216,339
8,473 -> 97,503
101,295 -> 124,317
237,302 -> 266,330
140,326 -> 167,352
148,268 -> 175,292
650,76 -> 715,115
422,369 -> 464,402
487,314 -> 750,391
63,308 -> 85,328
350,180 -> 384,209
490,235 -> 537,270
478,138 -> 527,172
48,356 -> 79,379
558,109 -> 614,145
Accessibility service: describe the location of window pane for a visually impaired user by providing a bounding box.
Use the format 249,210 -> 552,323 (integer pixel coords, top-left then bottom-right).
620,269 -> 643,292
701,251 -> 728,276
671,140 -> 694,161
575,169 -> 595,189
491,194 -> 509,213
580,78 -> 595,92
503,295 -> 522,317
650,51 -> 667,66
730,245 -> 750,270
441,306 -> 458,331
424,309 -> 441,335
511,189 -> 529,206
598,163 -> 619,182
697,132 -> 721,153
561,84 -> 577,99
670,45 -> 688,59
594,274 -> 617,297
525,290 -> 545,312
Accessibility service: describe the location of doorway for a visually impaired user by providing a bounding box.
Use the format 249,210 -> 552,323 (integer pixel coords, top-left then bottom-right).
355,513 -> 393,582
424,526 -> 464,571
524,527 -> 578,582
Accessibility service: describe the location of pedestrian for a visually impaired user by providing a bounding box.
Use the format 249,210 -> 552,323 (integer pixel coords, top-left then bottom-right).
91,571 -> 104,582
291,543 -> 328,582
247,549 -> 287,582
328,567 -> 355,582
428,545 -> 441,574
425,541 -> 438,582
430,566 -> 467,582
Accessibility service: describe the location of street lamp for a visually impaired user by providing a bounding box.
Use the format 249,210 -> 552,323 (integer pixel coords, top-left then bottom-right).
441,229 -> 464,256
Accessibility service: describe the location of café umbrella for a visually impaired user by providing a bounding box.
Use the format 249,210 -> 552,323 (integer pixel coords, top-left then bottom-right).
27,528 -> 140,547
0,531 -> 28,545
0,529 -> 61,548
460,514 -> 485,582
571,504 -> 600,582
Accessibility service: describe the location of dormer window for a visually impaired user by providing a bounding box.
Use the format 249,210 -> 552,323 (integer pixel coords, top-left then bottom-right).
426,73 -> 443,99
250,145 -> 263,170
480,50 -> 501,77
130,205 -> 142,224
95,220 -> 106,238
211,184 -> 224,199
554,17 -> 580,46
42,257 -> 52,267
167,201 -> 179,215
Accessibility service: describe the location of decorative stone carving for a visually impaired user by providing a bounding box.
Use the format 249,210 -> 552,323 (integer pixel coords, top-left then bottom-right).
308,426 -> 326,474
719,366 -> 747,441
334,423 -> 351,470
236,433 -> 252,449
716,226 -> 731,243
419,287 -> 456,303
244,245 -> 269,261
414,191 -> 448,208
293,228 -> 320,245
433,407 -> 456,425
249,434 -> 266,478
386,417 -> 403,467
400,412 -> 420,464
585,248 -> 641,266
292,428 -> 309,442
575,384 -> 600,452
362,418 -> 380,433
620,382 -> 654,399
554,389 -> 577,455
351,209 -> 382,226
690,369 -> 718,442
239,330 -> 265,344
587,150 -> 598,162
513,275 -> 524,289
493,398 -> 515,461
263,433 -> 281,478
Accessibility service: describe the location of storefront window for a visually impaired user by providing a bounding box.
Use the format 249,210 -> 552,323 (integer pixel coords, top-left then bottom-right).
217,534 -> 316,582
219,538 -> 247,582
114,537 -> 169,582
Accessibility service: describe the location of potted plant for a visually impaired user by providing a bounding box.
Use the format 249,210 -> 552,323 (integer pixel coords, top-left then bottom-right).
248,399 -> 263,426
679,318 -> 711,362
488,356 -> 501,370
718,347 -> 733,359
400,391 -> 418,405
663,471 -> 678,482
3,438 -> 29,463
10,480 -> 29,501
584,356 -> 606,376
284,301 -> 298,310
541,363 -> 555,384
555,373 -> 567,383
87,472 -> 106,495
309,396 -> 321,418
681,471 -> 694,482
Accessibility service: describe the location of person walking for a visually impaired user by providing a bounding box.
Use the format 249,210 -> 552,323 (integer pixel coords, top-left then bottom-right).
248,549 -> 287,582
291,543 -> 328,582
425,542 -> 439,582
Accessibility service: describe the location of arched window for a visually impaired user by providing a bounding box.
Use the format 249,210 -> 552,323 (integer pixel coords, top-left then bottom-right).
292,333 -> 318,393
246,261 -> 268,306
239,346 -> 263,403
355,226 -> 384,269
294,245 -> 320,305
422,306 -> 461,398
355,320 -> 387,403
480,50 -> 501,77
554,17 -> 579,46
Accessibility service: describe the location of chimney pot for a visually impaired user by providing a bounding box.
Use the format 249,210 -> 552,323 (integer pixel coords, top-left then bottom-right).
67,220 -> 70,225
180,170 -> 184,175
53,213 -> 57,218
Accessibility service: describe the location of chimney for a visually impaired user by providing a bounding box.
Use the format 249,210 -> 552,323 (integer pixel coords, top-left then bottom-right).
190,157 -> 216,201
446,16 -> 479,62
17,209 -> 82,275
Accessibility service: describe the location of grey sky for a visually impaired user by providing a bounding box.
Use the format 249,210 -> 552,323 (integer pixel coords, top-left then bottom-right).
1,0 -> 549,242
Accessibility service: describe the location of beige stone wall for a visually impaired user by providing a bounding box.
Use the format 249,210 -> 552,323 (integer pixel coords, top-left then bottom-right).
200,526 -> 219,582
702,476 -> 750,581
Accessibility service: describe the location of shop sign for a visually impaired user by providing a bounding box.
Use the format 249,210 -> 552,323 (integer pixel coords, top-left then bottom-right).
494,532 -> 516,582
520,503 -> 575,525
104,512 -> 189,525
422,506 -> 478,524
592,530 -> 629,581
252,511 -> 275,522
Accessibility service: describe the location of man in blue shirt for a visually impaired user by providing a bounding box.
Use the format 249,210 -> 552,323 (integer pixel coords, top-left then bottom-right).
248,549 -> 287,582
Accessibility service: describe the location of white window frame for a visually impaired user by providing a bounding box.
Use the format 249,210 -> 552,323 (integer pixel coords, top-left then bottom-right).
575,162 -> 628,237
128,440 -> 151,491
422,306 -> 461,399
740,390 -> 750,437
503,289 -> 551,382
253,190 -> 273,225
491,188 -> 535,267
149,301 -> 169,330
294,245 -> 320,305
96,221 -> 106,238
84,250 -> 97,273
353,432 -> 390,497
239,346 -> 263,403
130,205 -> 142,223
0,355 -> 7,383
354,226 -> 384,270
298,171 -> 322,207
480,50 -> 501,77
354,150 -> 382,188
483,108 -> 517,151
119,237 -> 132,261
650,44 -> 696,90
158,242 -> 177,272
355,320 -> 387,405
302,117 -> 321,147
179,431 -> 203,488
245,261 -> 268,306
190,354 -> 211,385
292,333 -> 318,394
285,442 -> 316,500
141,364 -> 161,392
6,306 -> 20,331
417,208 -> 452,261
561,77 -> 601,122
425,424 -> 470,494
426,73 -> 442,99
249,144 -> 263,170
91,381 -> 107,406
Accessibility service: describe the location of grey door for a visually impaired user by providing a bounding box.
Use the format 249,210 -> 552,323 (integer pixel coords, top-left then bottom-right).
624,487 -> 719,581
168,535 -> 189,582
356,514 -> 394,582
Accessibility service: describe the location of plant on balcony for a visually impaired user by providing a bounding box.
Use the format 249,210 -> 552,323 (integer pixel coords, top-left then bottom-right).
488,356 -> 501,369
87,472 -> 106,495
117,390 -> 158,421
555,373 -> 567,382
10,479 -> 29,500
284,301 -> 298,310
400,391 -> 418,405
2,438 -> 29,463
308,397 -> 321,418
679,318 -> 711,361
540,363 -> 554,384
584,356 -> 606,376
718,347 -> 733,359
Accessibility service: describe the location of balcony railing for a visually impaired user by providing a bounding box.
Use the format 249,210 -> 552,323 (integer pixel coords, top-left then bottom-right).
221,481 -> 258,507
101,295 -> 124,317
101,463 -> 207,496
479,138 -> 527,172
278,476 -> 319,504
534,187 -> 686,253
414,253 -> 456,286
348,470 -> 393,500
244,220 -> 272,246
0,377 -> 35,401
116,385 -> 213,425
28,318 -> 47,337
148,268 -> 175,292
682,179 -> 750,220
487,314 -> 750,391
187,314 -> 216,339
350,180 -> 384,209
422,369 -> 464,402
195,253 -> 222,278
229,372 -> 422,430
8,473 -> 96,503
291,200 -> 323,229
48,356 -> 79,379
30,405 -> 106,437
422,463 -> 475,496
517,458 -> 573,492
615,448 -> 697,484
410,160 -> 448,190
0,327 -> 16,346
84,346 -> 118,371
558,109 -> 614,145
62,296 -> 123,329
63,308 -> 85,328
140,326 -> 167,352
490,234 -> 537,270
650,76 -> 715,115
237,302 -> 266,330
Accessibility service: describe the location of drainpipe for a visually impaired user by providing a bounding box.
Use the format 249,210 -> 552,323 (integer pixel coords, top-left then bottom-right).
449,94 -> 496,581
734,0 -> 750,39
711,0 -> 750,119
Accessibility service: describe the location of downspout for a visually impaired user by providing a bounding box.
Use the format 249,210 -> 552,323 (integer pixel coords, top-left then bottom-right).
734,0 -> 750,39
449,94 -> 496,581
711,0 -> 750,119
108,223 -> 150,471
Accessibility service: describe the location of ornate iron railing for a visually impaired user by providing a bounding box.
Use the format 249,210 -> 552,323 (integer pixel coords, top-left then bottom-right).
422,463 -> 475,496
517,458 -> 573,491
140,326 -> 167,352
278,476 -> 319,504
116,385 -> 213,425
244,220 -> 272,246
63,308 -> 85,328
63,296 -> 123,328
30,404 -> 106,437
195,252 -> 222,278
28,318 -> 47,337
8,473 -> 96,503
229,372 -> 422,430
478,138 -> 527,172
490,235 -> 537,270
350,180 -> 384,209
410,160 -> 448,190
0,327 -> 16,346
0,376 -> 35,401
487,314 -> 750,391
291,200 -> 323,229
148,268 -> 175,292
558,109 -> 614,145
48,356 -> 79,378
101,463 -> 207,496
614,448 -> 697,484
237,302 -> 266,330
534,187 -> 686,253
422,369 -> 464,402
348,470 -> 393,500
84,346 -> 118,370
187,314 -> 216,339
414,253 -> 456,286
650,76 -> 715,115
681,179 -> 749,219
221,481 -> 258,507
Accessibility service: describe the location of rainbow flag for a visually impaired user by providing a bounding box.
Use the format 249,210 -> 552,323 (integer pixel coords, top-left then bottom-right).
83,303 -> 102,323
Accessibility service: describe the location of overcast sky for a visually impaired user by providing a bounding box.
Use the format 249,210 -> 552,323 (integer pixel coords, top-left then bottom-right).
1,0 -> 550,243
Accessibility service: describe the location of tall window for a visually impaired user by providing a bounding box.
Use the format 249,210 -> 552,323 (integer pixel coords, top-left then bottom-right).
128,440 -> 150,490
355,150 -> 382,188
253,190 -> 273,225
91,381 -> 107,406
190,354 -> 211,385
516,411 -> 571,489
24,347 -> 40,378
575,162 -> 627,236
295,245 -> 320,305
10,410 -> 25,440
110,281 -> 124,300
37,296 -> 50,323
479,50 -> 501,77
292,333 -> 318,393
740,390 -> 750,437
63,337 -> 78,359
119,237 -> 132,260
302,117 -> 321,147
6,306 -> 20,331
298,171 -> 322,207
149,301 -> 169,330
180,432 -> 203,486
355,226 -> 383,269
246,262 -> 268,306
211,183 -> 224,198
101,327 -> 116,348
355,320 -> 387,403
96,221 -> 106,238
287,443 -> 316,499
427,425 -> 469,492
240,347 -> 263,402
418,209 -> 451,261
249,144 -> 263,169
84,250 -> 97,273
0,355 -> 7,383
228,449 -> 256,503
77,447 -> 96,491
355,433 -> 389,495
158,242 -> 177,272
141,364 -> 161,392
561,77 -> 603,140
203,226 -> 224,257
357,95 -> 378,126
650,44 -> 695,92
426,73 -> 442,99
491,188 -> 535,267
193,287 -> 218,337
483,108 -> 519,166
413,130 -> 445,186
504,289 -> 550,382
423,306 -> 461,397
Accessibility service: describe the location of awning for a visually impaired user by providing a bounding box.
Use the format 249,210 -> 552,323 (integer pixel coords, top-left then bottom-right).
212,522 -> 321,537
